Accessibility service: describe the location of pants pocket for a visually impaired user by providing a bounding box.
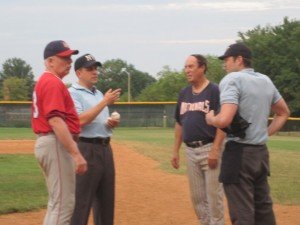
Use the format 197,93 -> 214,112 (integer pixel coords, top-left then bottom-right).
219,141 -> 243,184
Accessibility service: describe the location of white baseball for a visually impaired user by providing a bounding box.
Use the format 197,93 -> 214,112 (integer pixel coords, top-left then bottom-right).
111,111 -> 120,120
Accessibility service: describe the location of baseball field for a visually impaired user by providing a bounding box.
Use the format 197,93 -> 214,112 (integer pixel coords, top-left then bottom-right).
0,127 -> 299,225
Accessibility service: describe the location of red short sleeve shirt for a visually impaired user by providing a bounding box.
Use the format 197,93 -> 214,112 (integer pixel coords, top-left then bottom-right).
31,72 -> 80,134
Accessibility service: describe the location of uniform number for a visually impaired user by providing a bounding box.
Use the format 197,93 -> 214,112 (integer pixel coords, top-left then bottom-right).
32,91 -> 39,118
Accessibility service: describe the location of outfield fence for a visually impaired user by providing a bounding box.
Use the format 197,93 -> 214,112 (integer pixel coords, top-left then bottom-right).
0,101 -> 299,132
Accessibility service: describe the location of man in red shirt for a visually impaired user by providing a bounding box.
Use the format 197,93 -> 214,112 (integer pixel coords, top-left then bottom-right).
31,40 -> 87,225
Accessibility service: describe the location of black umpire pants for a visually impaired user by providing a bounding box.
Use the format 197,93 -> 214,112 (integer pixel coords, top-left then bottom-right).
221,141 -> 276,225
70,140 -> 115,225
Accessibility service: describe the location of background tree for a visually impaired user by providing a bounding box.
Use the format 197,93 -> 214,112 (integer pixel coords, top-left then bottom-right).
0,58 -> 35,100
97,59 -> 156,101
137,56 -> 224,101
137,66 -> 187,101
238,17 -> 300,116
206,55 -> 225,83
2,77 -> 29,101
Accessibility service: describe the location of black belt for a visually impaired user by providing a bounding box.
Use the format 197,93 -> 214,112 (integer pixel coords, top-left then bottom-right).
78,137 -> 110,145
185,139 -> 213,148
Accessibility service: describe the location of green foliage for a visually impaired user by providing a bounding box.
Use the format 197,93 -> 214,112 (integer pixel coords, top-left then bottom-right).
136,55 -> 224,102
2,77 -> 30,100
238,17 -> 300,116
96,59 -> 156,101
137,66 -> 187,101
0,58 -> 35,100
0,154 -> 47,214
206,55 -> 225,83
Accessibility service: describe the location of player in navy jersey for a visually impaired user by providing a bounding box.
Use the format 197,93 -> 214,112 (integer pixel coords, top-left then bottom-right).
171,54 -> 225,225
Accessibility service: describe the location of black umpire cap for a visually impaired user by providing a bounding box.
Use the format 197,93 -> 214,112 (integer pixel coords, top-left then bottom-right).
74,54 -> 102,71
218,43 -> 252,60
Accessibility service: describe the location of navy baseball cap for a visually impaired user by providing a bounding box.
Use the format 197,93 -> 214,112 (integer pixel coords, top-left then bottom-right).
44,40 -> 79,59
74,54 -> 102,71
218,43 -> 252,60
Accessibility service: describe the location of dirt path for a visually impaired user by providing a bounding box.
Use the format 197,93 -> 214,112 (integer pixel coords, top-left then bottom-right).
0,140 -> 299,225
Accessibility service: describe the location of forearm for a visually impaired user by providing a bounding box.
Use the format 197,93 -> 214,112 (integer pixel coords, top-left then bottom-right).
268,114 -> 289,136
79,99 -> 108,126
210,129 -> 226,158
212,129 -> 226,149
268,99 -> 290,136
48,117 -> 81,157
173,123 -> 183,154
206,103 -> 238,128
209,115 -> 230,129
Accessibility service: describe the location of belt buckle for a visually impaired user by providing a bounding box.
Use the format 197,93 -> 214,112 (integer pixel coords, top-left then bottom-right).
196,141 -> 203,147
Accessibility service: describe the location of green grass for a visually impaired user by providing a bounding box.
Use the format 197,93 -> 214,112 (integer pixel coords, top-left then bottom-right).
0,154 -> 47,214
112,127 -> 300,205
0,127 -> 299,215
112,127 -> 187,174
0,128 -> 35,139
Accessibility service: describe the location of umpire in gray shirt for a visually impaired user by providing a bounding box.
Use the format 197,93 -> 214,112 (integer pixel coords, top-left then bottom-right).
206,43 -> 290,225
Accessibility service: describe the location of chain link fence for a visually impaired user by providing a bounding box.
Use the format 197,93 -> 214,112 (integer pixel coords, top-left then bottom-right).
0,102 -> 299,132
0,101 -> 176,128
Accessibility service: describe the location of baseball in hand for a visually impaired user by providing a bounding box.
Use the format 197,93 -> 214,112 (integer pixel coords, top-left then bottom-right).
111,111 -> 120,120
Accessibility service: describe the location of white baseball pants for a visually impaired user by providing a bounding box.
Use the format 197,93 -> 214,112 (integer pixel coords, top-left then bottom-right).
35,134 -> 75,225
185,143 -> 224,225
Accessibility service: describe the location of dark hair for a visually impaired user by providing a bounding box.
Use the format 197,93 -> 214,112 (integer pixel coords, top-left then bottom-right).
242,57 -> 252,67
233,56 -> 252,68
191,54 -> 208,73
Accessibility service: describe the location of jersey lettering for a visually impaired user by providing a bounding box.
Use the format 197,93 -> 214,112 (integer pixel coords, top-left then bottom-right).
32,91 -> 39,118
180,100 -> 210,115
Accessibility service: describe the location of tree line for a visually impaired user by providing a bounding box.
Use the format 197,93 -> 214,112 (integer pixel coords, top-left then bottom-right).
0,17 -> 299,116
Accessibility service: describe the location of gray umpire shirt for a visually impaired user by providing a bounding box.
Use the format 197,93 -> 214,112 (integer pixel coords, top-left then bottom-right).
220,68 -> 282,145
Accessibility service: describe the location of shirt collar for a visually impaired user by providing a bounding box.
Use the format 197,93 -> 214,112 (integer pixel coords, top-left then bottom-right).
44,71 -> 63,82
72,82 -> 97,94
241,68 -> 254,73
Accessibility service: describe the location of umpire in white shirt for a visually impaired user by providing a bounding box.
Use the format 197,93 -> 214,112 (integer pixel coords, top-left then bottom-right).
69,54 -> 121,225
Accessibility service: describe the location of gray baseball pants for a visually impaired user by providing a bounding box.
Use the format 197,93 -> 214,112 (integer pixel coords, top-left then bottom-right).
185,143 -> 224,225
223,144 -> 276,225
35,134 -> 76,225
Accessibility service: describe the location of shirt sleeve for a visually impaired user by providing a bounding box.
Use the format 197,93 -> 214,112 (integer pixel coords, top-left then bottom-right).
174,89 -> 184,124
211,84 -> 220,112
271,81 -> 282,105
174,102 -> 181,124
42,80 -> 67,117
219,74 -> 240,105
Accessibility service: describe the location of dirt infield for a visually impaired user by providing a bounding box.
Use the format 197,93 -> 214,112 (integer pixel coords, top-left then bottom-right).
0,140 -> 299,225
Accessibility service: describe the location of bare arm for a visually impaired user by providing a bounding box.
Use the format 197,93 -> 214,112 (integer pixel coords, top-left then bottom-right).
78,88 -> 121,126
268,99 -> 290,136
206,103 -> 238,128
171,122 -> 183,169
48,116 -> 87,174
208,128 -> 226,169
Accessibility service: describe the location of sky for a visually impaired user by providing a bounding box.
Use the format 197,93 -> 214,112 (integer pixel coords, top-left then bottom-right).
0,0 -> 299,83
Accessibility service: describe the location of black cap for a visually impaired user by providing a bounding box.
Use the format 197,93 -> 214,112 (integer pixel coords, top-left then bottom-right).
74,54 -> 102,71
44,40 -> 79,59
218,43 -> 252,60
